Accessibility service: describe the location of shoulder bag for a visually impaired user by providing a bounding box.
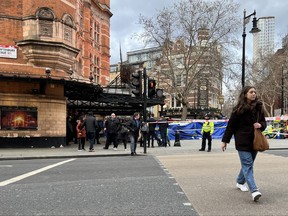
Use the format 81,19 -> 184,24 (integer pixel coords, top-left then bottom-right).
253,112 -> 269,152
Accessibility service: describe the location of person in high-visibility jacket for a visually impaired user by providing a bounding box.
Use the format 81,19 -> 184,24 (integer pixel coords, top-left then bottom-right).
200,115 -> 214,152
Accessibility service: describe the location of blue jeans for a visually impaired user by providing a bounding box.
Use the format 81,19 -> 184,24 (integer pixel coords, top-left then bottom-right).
237,150 -> 258,193
129,134 -> 138,153
86,132 -> 95,150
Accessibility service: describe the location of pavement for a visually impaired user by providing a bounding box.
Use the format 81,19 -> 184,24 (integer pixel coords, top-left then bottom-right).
0,138 -> 201,160
0,138 -> 287,160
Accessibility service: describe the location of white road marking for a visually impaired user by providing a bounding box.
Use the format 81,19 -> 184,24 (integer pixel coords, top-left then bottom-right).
0,165 -> 13,167
183,203 -> 192,206
0,158 -> 76,187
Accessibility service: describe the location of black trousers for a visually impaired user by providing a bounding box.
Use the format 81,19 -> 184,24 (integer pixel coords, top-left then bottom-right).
147,131 -> 160,147
105,133 -> 118,148
201,132 -> 212,150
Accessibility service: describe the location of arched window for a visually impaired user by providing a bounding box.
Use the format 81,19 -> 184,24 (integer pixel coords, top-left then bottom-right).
36,8 -> 55,37
62,14 -> 74,42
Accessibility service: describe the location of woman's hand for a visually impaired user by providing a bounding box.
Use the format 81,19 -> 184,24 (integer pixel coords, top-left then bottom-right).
221,142 -> 227,152
253,123 -> 261,129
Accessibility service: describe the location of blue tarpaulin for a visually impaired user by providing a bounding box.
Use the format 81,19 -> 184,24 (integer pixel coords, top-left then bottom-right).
165,121 -> 228,140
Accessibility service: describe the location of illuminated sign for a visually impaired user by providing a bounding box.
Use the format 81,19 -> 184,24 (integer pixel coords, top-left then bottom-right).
0,107 -> 38,130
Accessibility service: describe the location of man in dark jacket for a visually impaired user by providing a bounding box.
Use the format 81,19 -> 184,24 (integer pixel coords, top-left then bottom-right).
103,113 -> 120,150
158,115 -> 169,147
147,113 -> 160,148
125,112 -> 141,156
81,111 -> 98,152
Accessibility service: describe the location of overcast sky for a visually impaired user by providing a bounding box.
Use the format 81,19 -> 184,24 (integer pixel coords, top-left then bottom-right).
110,0 -> 288,64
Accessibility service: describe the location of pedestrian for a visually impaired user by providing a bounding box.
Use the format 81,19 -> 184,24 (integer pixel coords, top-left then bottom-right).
221,86 -> 266,202
76,117 -> 86,151
147,113 -> 160,148
139,121 -> 149,147
125,112 -> 141,156
199,114 -> 214,152
71,111 -> 80,144
80,111 -> 98,152
158,115 -> 169,147
66,115 -> 74,145
117,123 -> 129,151
103,113 -> 121,150
95,119 -> 103,144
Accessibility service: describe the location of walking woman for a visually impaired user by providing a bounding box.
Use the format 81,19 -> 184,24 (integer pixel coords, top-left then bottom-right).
76,117 -> 86,151
221,86 -> 266,202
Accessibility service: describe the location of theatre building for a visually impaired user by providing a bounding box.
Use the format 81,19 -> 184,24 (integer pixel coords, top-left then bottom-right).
0,0 -> 112,147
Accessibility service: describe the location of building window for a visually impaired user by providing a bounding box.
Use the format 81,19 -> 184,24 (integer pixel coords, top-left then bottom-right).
96,57 -> 100,66
171,95 -> 181,108
37,8 -> 55,37
63,14 -> 74,42
64,25 -> 72,41
176,75 -> 182,86
90,21 -> 100,44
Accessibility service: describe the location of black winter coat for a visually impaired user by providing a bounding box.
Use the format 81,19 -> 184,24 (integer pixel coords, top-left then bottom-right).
147,117 -> 156,132
81,115 -> 98,133
125,117 -> 141,135
105,117 -> 120,134
221,102 -> 267,151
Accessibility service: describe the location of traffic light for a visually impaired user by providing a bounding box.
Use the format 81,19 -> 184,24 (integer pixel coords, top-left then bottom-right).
156,88 -> 164,98
131,70 -> 142,97
148,79 -> 156,98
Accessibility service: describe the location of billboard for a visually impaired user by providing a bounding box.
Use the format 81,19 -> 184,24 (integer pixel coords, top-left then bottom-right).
0,107 -> 38,130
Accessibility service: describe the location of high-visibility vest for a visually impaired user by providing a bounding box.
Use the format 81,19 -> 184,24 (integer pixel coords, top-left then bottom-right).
201,121 -> 214,134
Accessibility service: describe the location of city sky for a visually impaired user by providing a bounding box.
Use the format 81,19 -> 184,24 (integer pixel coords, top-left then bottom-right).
110,0 -> 288,64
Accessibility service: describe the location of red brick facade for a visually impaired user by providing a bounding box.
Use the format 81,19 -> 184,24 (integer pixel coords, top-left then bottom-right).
0,0 -> 112,147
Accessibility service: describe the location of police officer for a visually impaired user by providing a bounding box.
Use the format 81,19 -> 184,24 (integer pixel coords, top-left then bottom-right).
199,114 -> 214,152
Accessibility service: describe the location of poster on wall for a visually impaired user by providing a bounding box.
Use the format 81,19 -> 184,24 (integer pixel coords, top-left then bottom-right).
0,107 -> 38,130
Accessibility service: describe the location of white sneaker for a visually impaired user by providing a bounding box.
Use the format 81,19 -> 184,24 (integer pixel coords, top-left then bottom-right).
252,191 -> 261,202
236,183 -> 249,192
113,147 -> 117,151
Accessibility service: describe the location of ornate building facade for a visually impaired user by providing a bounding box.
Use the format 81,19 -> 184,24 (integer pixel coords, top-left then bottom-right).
0,0 -> 112,147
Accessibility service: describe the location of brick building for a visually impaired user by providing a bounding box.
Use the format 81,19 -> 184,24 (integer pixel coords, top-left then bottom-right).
0,0 -> 112,147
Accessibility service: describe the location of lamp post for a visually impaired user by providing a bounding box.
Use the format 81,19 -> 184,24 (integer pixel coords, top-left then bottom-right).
281,65 -> 287,115
242,9 -> 261,88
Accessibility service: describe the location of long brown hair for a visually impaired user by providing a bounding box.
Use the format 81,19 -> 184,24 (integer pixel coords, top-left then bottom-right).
232,86 -> 261,115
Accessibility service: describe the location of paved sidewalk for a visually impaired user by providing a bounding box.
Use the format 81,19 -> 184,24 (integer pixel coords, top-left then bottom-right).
0,139 -> 287,160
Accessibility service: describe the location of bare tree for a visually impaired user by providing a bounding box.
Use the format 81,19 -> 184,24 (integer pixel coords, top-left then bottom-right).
138,0 -> 241,120
246,46 -> 287,117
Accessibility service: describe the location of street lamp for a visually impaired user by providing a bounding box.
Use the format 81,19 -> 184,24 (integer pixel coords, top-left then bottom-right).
242,9 -> 261,88
281,65 -> 287,115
